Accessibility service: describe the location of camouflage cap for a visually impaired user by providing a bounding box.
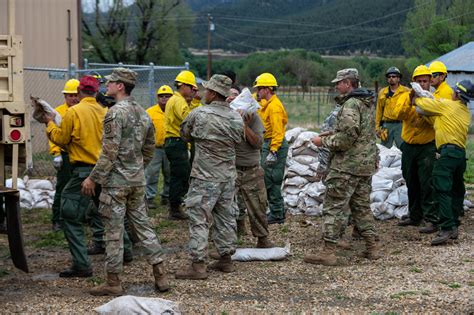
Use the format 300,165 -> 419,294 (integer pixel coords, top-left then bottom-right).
331,68 -> 359,83
105,67 -> 137,85
202,74 -> 232,97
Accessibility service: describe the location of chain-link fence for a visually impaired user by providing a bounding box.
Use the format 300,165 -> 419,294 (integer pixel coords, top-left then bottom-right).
25,61 -> 188,177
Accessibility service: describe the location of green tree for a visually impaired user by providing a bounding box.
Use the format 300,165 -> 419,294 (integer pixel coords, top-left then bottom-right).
82,0 -> 194,65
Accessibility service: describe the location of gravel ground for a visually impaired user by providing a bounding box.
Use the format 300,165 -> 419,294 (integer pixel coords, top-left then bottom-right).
0,206 -> 473,313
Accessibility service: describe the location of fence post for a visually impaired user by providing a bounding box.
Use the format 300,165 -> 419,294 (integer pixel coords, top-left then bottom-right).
68,63 -> 76,79
83,58 -> 89,70
185,62 -> 190,70
149,62 -> 155,107
317,92 -> 321,127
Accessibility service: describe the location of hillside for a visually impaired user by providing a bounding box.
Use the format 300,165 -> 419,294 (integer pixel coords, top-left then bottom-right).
188,0 -> 414,55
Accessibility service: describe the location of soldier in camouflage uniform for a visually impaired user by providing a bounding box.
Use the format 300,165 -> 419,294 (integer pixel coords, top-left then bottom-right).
175,75 -> 244,280
82,68 -> 169,295
305,69 -> 381,266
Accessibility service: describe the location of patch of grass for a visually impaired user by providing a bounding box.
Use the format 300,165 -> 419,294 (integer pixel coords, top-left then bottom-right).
87,276 -> 105,286
468,282 -> 474,287
390,291 -> 418,299
409,266 -> 422,273
155,219 -> 178,233
235,238 -> 244,246
469,269 -> 474,273
280,225 -> 289,234
447,283 -> 461,289
31,231 -> 67,249
335,294 -> 347,300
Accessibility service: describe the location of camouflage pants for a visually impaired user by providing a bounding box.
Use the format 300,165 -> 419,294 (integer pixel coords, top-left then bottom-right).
99,186 -> 165,273
322,171 -> 376,243
185,177 -> 237,262
235,166 -> 269,238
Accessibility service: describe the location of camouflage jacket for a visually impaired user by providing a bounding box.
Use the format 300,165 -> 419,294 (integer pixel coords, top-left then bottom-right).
316,101 -> 342,175
90,97 -> 155,187
321,88 -> 377,176
180,101 -> 244,182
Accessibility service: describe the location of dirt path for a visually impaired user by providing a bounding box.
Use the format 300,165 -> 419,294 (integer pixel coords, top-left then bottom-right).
0,207 -> 473,313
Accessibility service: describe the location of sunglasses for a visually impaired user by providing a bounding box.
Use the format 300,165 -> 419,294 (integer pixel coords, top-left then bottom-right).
387,75 -> 399,79
432,73 -> 442,78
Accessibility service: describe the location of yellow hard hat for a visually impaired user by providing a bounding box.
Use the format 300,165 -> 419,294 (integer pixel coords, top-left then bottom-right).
175,70 -> 197,88
156,85 -> 173,95
412,65 -> 432,80
62,79 -> 80,94
253,73 -> 278,88
429,61 -> 447,74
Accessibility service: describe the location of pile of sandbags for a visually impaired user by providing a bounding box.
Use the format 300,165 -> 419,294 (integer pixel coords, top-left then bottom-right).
282,128 -> 409,220
283,128 -> 325,216
6,176 -> 55,209
369,145 -> 408,220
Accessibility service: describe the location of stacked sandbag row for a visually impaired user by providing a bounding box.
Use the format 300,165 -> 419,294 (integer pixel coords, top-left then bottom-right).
6,177 -> 55,209
283,128 -> 325,216
370,145 -> 408,220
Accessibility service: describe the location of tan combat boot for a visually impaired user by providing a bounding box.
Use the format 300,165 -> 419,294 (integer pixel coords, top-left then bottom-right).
304,242 -> 338,266
363,235 -> 382,260
89,273 -> 124,296
175,262 -> 208,280
237,219 -> 247,238
208,254 -> 234,273
337,239 -> 352,250
256,236 -> 275,248
152,263 -> 170,292
208,249 -> 220,260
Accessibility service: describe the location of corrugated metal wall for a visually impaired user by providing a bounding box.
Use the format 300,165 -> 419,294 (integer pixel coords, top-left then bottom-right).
0,0 -> 80,68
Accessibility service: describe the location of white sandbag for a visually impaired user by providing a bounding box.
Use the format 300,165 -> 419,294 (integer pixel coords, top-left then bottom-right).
393,177 -> 405,188
394,205 -> 408,219
287,207 -> 302,215
30,189 -> 50,203
371,176 -> 393,191
386,185 -> 408,206
19,189 -> 33,209
285,186 -> 302,195
292,131 -> 318,149
309,162 -> 320,172
27,179 -> 54,191
232,244 -> 290,261
375,167 -> 403,181
389,158 -> 401,168
304,182 -> 326,200
34,200 -> 51,209
291,145 -> 319,157
284,194 -> 298,207
6,178 -> 26,190
95,295 -> 181,315
285,176 -> 309,187
371,202 -> 395,220
31,96 -> 62,125
47,190 -> 55,199
377,144 -> 401,168
287,163 -> 314,177
370,190 -> 391,203
305,205 -> 322,216
303,197 -> 319,207
411,82 -> 434,99
464,199 -> 473,208
285,127 -> 307,143
229,87 -> 261,114
293,155 -> 318,165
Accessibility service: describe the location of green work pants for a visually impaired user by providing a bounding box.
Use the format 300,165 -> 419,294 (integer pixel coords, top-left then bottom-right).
52,151 -> 72,224
164,137 -> 191,207
381,122 -> 403,149
60,165 -> 100,271
261,139 -> 288,220
432,146 -> 466,231
400,141 -> 437,224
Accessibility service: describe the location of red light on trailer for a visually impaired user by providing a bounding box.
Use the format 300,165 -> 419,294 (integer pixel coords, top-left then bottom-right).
9,129 -> 22,142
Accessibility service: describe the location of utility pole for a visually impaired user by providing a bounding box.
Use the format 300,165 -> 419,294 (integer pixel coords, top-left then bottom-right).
207,14 -> 214,80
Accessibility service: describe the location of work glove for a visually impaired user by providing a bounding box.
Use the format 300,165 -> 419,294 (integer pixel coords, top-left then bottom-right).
264,151 -> 278,167
52,155 -> 63,170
